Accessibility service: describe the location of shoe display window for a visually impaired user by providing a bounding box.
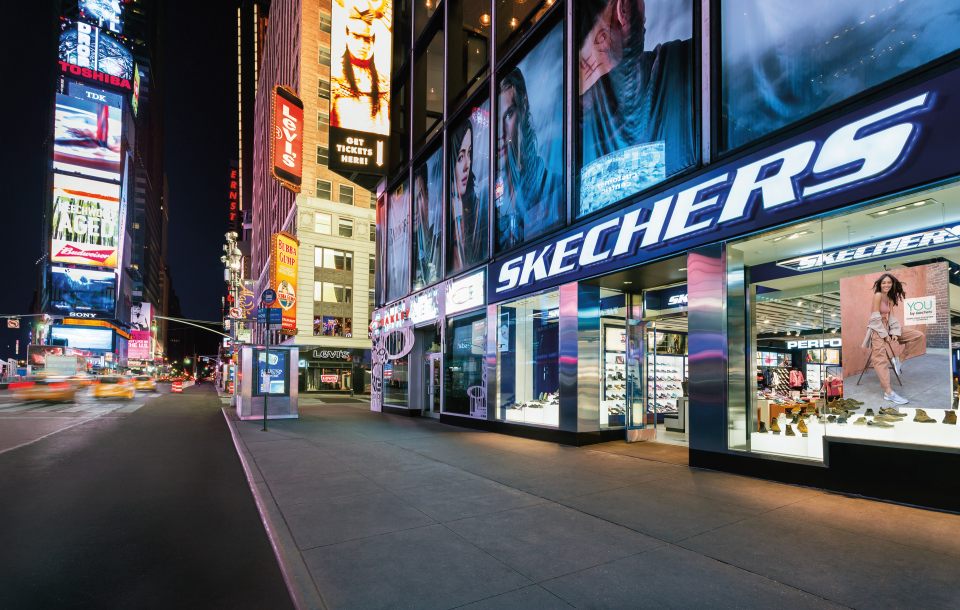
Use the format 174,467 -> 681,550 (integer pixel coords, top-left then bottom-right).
602,323 -> 627,427
728,180 -> 960,460
496,289 -> 560,427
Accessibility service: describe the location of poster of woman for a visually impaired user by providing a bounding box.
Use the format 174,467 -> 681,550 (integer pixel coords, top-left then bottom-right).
448,100 -> 490,273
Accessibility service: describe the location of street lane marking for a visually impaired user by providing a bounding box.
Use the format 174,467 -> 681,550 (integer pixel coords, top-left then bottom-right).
31,404 -> 72,412
1,404 -> 51,412
0,403 -> 28,410
60,404 -> 109,413
116,404 -> 144,413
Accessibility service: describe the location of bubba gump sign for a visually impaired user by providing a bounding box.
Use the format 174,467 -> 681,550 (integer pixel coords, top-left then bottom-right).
271,232 -> 299,333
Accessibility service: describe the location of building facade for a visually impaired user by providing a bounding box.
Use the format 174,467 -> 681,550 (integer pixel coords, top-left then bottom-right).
372,0 -> 960,512
249,0 -> 378,391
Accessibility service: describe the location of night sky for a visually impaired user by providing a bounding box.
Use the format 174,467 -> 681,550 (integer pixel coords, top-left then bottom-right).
0,0 -> 237,363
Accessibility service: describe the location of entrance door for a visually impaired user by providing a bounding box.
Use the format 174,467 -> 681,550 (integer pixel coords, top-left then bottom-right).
423,353 -> 441,418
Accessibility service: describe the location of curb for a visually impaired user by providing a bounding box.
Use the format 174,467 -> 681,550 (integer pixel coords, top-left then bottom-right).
221,409 -> 328,610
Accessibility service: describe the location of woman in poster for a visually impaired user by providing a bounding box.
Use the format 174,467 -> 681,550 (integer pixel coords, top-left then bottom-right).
413,162 -> 441,288
863,274 -> 925,405
449,118 -> 487,271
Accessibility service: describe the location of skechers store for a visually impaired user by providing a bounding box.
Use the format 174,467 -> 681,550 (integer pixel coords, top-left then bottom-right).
374,0 -> 960,510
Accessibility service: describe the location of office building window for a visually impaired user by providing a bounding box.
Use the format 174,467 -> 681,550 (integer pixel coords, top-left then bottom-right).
369,223 -> 376,242
369,191 -> 377,209
318,111 -> 329,130
313,316 -> 352,337
339,185 -> 354,206
314,282 -> 353,303
319,45 -> 331,66
368,253 -> 376,273
338,218 -> 354,238
317,145 -> 329,166
316,180 -> 332,201
318,78 -> 330,99
319,13 -> 332,34
315,213 -> 332,235
315,247 -> 354,271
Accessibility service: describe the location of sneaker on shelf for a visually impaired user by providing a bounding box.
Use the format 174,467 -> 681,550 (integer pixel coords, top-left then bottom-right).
884,392 -> 909,405
868,420 -> 894,428
874,414 -> 903,423
913,409 -> 936,423
827,415 -> 837,423
879,406 -> 907,417
853,417 -> 867,426
837,417 -> 848,425
944,410 -> 957,425
864,408 -> 875,417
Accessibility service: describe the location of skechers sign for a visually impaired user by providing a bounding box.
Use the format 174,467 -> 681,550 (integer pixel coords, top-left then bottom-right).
779,227 -> 960,271
491,69 -> 960,299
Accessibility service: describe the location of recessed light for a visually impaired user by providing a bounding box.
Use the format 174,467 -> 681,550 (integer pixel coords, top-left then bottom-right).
678,267 -> 687,271
914,201 -> 925,206
895,206 -> 906,210
623,281 -> 632,284
878,210 -> 888,215
796,301 -> 803,306
815,309 -> 821,313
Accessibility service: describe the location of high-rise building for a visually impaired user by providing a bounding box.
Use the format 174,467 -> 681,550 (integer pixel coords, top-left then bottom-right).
238,1 -> 271,222
248,0 -> 380,394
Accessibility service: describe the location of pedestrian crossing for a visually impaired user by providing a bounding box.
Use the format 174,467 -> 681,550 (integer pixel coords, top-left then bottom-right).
0,402 -> 144,414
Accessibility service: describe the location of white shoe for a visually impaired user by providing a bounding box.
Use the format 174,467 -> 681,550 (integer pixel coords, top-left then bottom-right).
884,391 -> 909,405
891,357 -> 902,376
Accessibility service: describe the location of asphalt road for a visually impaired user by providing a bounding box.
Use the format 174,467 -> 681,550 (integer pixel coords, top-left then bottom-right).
0,383 -> 294,610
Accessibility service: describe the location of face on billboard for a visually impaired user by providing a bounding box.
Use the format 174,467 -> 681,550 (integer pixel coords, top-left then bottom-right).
413,147 -> 443,291
495,23 -> 565,253
578,0 -> 695,218
271,86 -> 304,192
52,174 -> 121,268
386,179 -> 410,302
50,267 -> 117,317
330,0 -> 392,136
54,93 -> 122,180
130,303 -> 152,331
59,21 -> 133,81
50,326 -> 113,351
448,101 -> 490,274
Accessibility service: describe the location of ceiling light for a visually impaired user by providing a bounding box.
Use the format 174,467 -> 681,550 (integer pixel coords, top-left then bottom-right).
679,267 -> 687,271
895,206 -> 906,210
831,313 -> 836,317
815,309 -> 821,313
479,13 -> 491,25
623,281 -> 632,284
510,17 -> 518,27
877,210 -> 888,215
764,320 -> 770,324
796,301 -> 803,306
914,201 -> 926,206
867,199 -> 938,218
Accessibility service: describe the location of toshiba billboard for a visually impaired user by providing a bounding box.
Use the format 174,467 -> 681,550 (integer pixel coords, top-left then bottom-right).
271,86 -> 304,193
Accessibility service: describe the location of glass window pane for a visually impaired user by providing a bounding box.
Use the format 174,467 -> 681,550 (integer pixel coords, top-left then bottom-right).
495,23 -> 564,253
339,217 -> 354,236
345,287 -> 352,303
383,332 -> 409,407
314,246 -> 324,268
316,213 -> 332,234
393,0 -> 412,79
386,179 -> 411,302
720,0 -> 960,151
391,76 -> 410,173
339,186 -> 355,207
318,111 -> 329,130
413,27 -> 444,150
448,0 -> 490,111
369,253 -> 376,273
318,78 -> 330,99
414,0 -> 438,42
496,290 -> 560,427
322,282 -> 338,302
444,311 -> 487,415
319,12 -> 332,34
448,99 -> 490,273
413,146 -> 443,290
333,250 -> 345,270
317,146 -> 329,166
496,0 -> 555,56
369,223 -> 376,241
316,179 -> 332,200
345,252 -> 353,271
314,281 -> 324,301
313,317 -> 323,336
334,285 -> 345,303
323,248 -> 336,269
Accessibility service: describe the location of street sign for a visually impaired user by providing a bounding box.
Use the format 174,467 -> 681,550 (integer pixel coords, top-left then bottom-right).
260,289 -> 277,305
7,319 -> 19,328
229,307 -> 242,319
224,319 -> 232,330
257,307 -> 282,324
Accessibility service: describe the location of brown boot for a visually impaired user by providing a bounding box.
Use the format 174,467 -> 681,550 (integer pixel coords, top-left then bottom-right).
943,410 -> 957,425
913,409 -> 936,423
771,418 -> 782,433
797,418 -> 808,434
785,424 -> 796,436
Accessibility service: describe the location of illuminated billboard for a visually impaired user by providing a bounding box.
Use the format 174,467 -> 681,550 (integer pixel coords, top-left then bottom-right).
50,266 -> 117,318
271,86 -> 304,193
132,63 -> 140,116
270,232 -> 299,332
50,326 -> 113,351
228,162 -> 240,232
54,93 -> 122,180
51,174 -> 121,268
328,0 -> 392,175
130,303 -> 152,331
59,21 -> 133,83
79,0 -> 124,36
129,331 -> 150,359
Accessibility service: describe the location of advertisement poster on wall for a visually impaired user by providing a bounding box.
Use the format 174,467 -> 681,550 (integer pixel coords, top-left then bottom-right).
412,147 -> 442,290
270,232 -> 299,332
51,174 -> 121,268
79,0 -> 125,35
50,266 -> 117,317
447,101 -> 490,274
386,180 -> 410,302
257,351 -> 287,394
328,0 -> 392,175
130,302 -> 152,331
720,0 -> 960,150
578,0 -> 695,217
59,21 -> 133,82
271,86 -> 304,193
53,93 -> 122,180
495,23 -> 564,252
129,330 -> 150,359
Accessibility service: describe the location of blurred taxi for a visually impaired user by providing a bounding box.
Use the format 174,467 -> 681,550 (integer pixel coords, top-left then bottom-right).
13,380 -> 79,402
132,376 -> 157,391
92,376 -> 136,399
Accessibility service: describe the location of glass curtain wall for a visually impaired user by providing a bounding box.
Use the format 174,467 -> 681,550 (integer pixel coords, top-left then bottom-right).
729,180 -> 960,461
383,331 -> 410,407
444,311 -> 487,415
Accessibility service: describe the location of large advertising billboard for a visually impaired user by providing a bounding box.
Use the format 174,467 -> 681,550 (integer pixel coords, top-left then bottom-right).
447,101 -> 490,274
271,232 -> 299,332
578,0 -> 696,217
495,23 -> 564,253
50,326 -> 113,351
80,0 -> 125,36
386,179 -> 410,303
59,21 -> 133,82
328,0 -> 392,175
413,146 -> 442,291
721,0 -> 960,151
54,93 -> 122,180
52,174 -> 121,268
130,303 -> 152,331
50,266 -> 117,318
129,330 -> 150,360
271,86 -> 304,193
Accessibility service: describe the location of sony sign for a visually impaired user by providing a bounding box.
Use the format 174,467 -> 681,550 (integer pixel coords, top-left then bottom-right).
786,339 -> 842,349
493,87 -> 944,298
68,312 -> 99,319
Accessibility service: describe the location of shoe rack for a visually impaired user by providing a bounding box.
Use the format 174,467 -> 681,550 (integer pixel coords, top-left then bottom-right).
602,352 -> 626,426
646,353 -> 686,414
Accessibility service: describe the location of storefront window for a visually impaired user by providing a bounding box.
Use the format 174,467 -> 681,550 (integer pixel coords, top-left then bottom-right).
729,181 -> 960,460
313,316 -> 353,337
383,332 -> 410,407
444,311 -> 487,416
496,290 -> 559,427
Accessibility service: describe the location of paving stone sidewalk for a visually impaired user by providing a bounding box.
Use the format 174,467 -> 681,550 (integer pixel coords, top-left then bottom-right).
224,403 -> 960,610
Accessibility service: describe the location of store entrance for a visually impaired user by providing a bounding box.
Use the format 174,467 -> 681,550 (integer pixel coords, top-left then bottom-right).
423,353 -> 441,418
642,314 -> 689,446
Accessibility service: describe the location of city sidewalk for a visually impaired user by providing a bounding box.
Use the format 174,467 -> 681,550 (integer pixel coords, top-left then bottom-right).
225,403 -> 960,610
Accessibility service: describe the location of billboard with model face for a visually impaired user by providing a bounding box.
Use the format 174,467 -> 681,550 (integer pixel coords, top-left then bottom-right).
59,21 -> 133,82
412,146 -> 442,291
578,0 -> 696,217
495,22 -> 565,253
53,93 -> 122,180
385,179 -> 410,302
448,101 -> 490,274
50,266 -> 117,318
271,86 -> 304,192
130,303 -> 152,331
51,174 -> 121,268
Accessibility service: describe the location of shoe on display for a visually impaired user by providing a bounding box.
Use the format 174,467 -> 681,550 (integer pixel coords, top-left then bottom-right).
913,409 -> 936,423
874,414 -> 903,423
758,421 -> 769,433
884,391 -> 909,405
785,424 -> 796,436
770,418 -> 781,433
853,417 -> 867,426
879,406 -> 907,417
797,419 -> 808,434
837,417 -> 848,425
864,408 -> 875,417
847,398 -> 865,406
868,420 -> 894,428
944,410 -> 957,425
791,414 -> 799,425
818,416 -> 827,424
827,415 -> 837,423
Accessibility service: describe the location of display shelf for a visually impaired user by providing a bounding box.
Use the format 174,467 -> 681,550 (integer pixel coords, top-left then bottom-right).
646,353 -> 686,414
602,351 -> 627,426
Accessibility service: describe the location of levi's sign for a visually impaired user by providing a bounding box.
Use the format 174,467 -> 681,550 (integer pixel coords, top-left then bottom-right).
490,69 -> 960,299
